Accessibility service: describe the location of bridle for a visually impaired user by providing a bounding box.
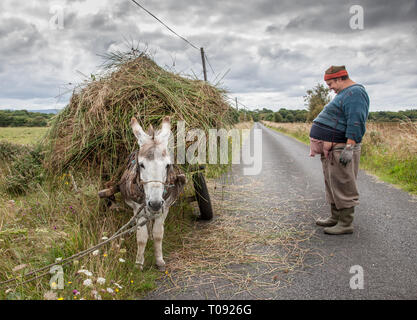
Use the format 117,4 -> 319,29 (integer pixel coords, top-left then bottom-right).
138,178 -> 175,220
133,152 -> 176,209
138,179 -> 171,186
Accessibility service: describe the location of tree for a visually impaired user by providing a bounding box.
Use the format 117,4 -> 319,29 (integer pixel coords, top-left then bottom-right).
274,112 -> 283,122
304,83 -> 331,121
285,113 -> 295,122
261,108 -> 273,113
278,108 -> 289,119
264,113 -> 274,121
295,111 -> 307,122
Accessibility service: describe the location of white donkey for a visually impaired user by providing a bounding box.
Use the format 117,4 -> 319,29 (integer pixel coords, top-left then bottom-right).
119,116 -> 185,271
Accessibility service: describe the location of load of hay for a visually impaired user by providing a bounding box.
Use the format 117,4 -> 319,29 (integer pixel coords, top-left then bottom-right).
44,50 -> 238,181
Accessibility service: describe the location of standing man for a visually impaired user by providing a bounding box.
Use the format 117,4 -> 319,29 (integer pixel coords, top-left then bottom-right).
309,66 -> 370,235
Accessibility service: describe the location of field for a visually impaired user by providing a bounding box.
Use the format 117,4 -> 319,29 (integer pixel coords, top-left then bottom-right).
1,120 -> 415,300
263,120 -> 417,195
0,127 -> 49,145
0,123 -> 252,300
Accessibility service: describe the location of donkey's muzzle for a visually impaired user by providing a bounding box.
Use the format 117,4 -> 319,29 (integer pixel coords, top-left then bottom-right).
148,200 -> 164,212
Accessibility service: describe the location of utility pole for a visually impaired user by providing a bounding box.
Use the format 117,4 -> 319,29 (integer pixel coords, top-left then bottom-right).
200,47 -> 207,81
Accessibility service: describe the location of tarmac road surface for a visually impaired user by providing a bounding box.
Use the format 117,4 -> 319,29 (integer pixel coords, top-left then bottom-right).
145,122 -> 417,300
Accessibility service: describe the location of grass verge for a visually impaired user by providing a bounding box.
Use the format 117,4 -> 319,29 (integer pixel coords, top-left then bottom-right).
0,123 -> 252,300
262,121 -> 417,195
0,169 -> 197,300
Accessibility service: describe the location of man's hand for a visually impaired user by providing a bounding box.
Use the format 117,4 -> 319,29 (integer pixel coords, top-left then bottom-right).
339,144 -> 353,167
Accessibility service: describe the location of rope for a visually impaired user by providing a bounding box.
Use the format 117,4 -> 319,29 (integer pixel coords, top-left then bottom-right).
1,226 -> 138,288
0,203 -> 146,288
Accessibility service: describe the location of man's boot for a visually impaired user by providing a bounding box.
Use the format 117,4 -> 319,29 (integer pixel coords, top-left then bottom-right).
316,203 -> 339,227
324,206 -> 354,235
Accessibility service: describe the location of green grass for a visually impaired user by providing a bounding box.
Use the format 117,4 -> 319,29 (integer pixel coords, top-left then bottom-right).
0,127 -> 195,300
0,170 -> 197,300
268,125 -> 310,145
360,145 -> 417,194
266,123 -> 417,195
0,127 -> 49,145
0,124 -> 247,300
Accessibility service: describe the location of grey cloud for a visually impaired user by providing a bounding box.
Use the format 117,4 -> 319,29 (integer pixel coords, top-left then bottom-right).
0,17 -> 27,37
258,45 -> 307,61
0,17 -> 47,58
265,0 -> 417,34
62,11 -> 78,29
89,12 -> 118,31
362,0 -> 417,28
0,0 -> 416,110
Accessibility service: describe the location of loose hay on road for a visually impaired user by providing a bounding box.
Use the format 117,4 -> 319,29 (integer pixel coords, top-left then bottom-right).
150,178 -> 325,299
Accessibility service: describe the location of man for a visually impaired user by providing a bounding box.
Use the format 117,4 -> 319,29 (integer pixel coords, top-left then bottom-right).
309,65 -> 370,235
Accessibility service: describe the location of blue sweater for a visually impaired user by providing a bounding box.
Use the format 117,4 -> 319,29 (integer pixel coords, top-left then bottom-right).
313,84 -> 370,143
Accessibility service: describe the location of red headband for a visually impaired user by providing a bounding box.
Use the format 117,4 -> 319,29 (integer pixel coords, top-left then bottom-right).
324,70 -> 348,81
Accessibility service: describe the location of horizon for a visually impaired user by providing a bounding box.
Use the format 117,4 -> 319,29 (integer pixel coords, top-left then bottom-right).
1,107 -> 417,114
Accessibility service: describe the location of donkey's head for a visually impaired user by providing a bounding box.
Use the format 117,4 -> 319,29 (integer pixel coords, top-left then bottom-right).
131,116 -> 172,213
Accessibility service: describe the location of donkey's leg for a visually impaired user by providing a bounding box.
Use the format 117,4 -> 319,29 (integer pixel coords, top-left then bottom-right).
135,216 -> 148,270
153,209 -> 169,271
127,200 -> 148,270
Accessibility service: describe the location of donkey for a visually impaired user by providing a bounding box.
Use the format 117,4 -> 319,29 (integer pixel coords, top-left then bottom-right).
119,116 -> 185,271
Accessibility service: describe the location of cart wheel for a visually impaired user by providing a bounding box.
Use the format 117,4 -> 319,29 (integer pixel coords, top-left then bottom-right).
192,172 -> 213,220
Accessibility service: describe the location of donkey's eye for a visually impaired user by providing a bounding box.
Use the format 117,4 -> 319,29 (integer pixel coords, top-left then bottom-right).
139,163 -> 145,169
166,164 -> 170,169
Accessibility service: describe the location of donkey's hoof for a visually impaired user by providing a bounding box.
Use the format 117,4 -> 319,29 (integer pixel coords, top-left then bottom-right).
156,261 -> 166,271
135,263 -> 144,271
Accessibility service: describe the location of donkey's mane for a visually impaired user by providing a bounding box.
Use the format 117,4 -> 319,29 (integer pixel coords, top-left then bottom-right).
138,138 -> 167,160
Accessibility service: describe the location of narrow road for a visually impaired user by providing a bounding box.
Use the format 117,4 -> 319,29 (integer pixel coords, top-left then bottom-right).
145,122 -> 417,300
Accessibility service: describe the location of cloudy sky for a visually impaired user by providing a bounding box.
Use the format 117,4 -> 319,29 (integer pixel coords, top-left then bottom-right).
0,0 -> 416,112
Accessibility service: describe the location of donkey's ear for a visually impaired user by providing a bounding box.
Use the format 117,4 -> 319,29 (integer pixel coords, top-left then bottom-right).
131,117 -> 151,147
146,124 -> 155,138
156,116 -> 171,144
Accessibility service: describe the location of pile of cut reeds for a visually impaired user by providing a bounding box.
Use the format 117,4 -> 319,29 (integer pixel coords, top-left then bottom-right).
44,50 -> 237,180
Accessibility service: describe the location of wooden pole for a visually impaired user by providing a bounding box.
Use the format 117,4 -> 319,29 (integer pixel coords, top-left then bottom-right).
200,47 -> 207,81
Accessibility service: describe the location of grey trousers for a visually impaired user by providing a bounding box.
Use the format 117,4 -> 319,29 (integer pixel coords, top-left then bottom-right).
320,144 -> 361,210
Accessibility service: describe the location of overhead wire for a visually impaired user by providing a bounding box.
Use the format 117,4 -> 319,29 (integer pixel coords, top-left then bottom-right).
130,1 -> 231,87
129,0 -> 222,83
204,54 -> 215,74
130,0 -> 200,51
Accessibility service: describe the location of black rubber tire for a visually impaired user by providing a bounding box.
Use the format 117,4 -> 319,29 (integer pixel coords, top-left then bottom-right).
192,172 -> 213,220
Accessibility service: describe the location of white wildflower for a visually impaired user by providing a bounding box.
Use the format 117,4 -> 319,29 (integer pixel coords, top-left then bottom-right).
101,236 -> 108,241
77,269 -> 93,277
83,279 -> 93,287
92,290 -> 102,300
97,277 -> 106,285
12,264 -> 27,272
106,287 -> 114,294
44,290 -> 58,300
92,249 -> 99,256
55,257 -> 62,263
118,258 -> 125,263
